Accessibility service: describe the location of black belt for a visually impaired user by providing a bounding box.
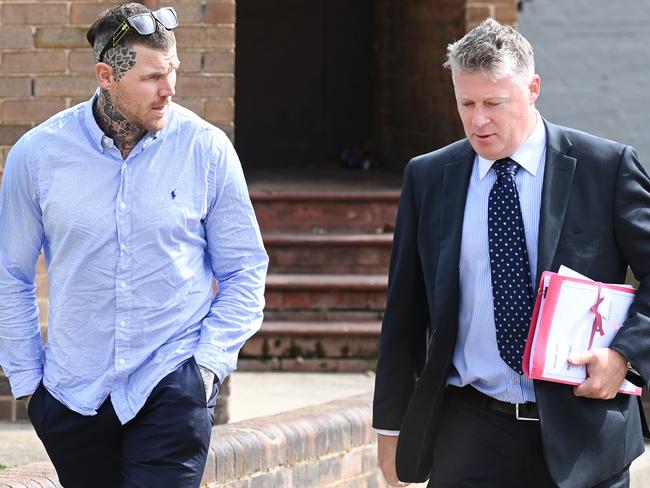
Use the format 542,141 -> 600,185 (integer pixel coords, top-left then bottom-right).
446,385 -> 540,421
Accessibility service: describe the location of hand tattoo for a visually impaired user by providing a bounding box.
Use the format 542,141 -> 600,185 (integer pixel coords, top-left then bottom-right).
93,89 -> 145,159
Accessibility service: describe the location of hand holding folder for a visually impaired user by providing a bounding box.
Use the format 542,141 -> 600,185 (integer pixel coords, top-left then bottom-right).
522,266 -> 641,396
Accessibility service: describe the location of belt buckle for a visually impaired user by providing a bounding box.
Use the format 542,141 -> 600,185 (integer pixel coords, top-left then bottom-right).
515,403 -> 539,422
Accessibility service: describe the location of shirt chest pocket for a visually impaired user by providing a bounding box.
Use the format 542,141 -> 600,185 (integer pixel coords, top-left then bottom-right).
132,189 -> 206,238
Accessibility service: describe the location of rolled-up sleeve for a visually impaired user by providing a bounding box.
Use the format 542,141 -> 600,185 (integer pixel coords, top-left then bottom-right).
0,139 -> 45,398
193,131 -> 268,382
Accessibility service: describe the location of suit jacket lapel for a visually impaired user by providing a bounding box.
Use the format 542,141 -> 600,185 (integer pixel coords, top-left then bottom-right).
433,143 -> 474,340
536,120 -> 577,283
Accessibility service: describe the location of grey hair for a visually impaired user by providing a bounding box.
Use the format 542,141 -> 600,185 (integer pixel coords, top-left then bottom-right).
444,18 -> 535,84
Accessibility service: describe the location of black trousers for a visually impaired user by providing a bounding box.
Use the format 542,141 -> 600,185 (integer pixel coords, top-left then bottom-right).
427,387 -> 629,488
28,358 -> 218,488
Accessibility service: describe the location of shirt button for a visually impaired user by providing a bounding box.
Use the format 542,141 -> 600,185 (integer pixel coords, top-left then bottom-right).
119,358 -> 126,365
120,201 -> 126,210
120,243 -> 126,251
119,320 -> 126,327
120,281 -> 127,288
121,163 -> 127,170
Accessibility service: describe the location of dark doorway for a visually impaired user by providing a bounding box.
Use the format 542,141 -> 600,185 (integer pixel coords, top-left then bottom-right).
235,0 -> 375,170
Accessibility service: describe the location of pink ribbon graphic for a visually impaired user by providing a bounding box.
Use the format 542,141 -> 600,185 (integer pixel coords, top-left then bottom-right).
588,284 -> 621,349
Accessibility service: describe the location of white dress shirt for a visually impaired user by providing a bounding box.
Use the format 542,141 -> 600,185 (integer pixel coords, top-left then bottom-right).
448,113 -> 546,403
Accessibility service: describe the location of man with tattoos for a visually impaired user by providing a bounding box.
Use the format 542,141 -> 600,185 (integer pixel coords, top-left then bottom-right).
0,4 -> 268,487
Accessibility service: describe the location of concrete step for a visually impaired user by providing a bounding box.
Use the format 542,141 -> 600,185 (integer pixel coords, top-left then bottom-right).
241,320 -> 381,361
264,232 -> 393,274
251,189 -> 400,233
265,273 -> 387,312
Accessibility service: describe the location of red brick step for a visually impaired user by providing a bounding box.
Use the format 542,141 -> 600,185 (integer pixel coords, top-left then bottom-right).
251,190 -> 400,234
265,232 -> 393,274
265,274 -> 387,312
263,309 -> 383,322
241,320 -> 381,360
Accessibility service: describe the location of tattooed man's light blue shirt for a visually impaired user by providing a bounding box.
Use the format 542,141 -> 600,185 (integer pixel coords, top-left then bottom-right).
0,94 -> 268,423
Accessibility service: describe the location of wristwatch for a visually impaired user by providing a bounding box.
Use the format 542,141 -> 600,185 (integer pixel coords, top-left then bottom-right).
625,361 -> 644,387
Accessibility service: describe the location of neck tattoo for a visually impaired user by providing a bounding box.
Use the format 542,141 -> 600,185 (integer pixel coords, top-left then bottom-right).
93,89 -> 145,160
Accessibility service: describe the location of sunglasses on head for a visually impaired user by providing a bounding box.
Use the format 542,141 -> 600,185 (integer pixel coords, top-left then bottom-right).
98,7 -> 178,63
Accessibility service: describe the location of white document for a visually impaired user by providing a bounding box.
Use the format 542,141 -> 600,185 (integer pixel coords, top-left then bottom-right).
525,266 -> 640,395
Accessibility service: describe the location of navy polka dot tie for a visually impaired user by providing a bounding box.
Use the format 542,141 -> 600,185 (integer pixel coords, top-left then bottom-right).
488,158 -> 534,374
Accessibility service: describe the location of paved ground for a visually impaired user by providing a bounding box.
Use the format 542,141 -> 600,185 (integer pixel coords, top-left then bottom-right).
0,421 -> 48,469
0,372 -> 376,469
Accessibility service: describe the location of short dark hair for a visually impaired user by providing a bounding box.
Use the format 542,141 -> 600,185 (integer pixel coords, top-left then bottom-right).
86,2 -> 175,63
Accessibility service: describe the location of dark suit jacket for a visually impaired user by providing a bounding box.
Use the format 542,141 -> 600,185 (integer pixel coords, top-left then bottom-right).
372,120 -> 650,488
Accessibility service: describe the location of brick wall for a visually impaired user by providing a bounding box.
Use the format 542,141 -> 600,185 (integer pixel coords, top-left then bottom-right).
375,0 -> 518,171
0,0 -> 235,422
466,0 -> 517,29
0,393 -> 428,488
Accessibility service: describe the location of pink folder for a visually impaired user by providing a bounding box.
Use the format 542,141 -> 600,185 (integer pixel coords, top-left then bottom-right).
522,271 -> 641,396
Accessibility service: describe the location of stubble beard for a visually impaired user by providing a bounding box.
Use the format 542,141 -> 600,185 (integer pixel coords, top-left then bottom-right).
113,88 -> 171,134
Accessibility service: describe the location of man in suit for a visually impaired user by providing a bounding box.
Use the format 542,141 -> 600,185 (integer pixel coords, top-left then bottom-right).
373,18 -> 650,488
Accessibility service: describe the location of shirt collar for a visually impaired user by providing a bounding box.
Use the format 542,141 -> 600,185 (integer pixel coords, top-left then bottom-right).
84,89 -> 106,153
478,112 -> 547,180
83,89 -> 163,154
